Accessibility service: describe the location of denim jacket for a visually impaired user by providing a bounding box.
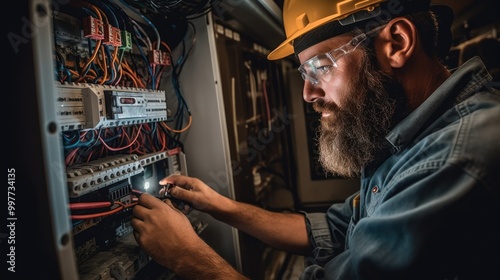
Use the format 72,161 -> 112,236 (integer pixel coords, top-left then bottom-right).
301,57 -> 500,280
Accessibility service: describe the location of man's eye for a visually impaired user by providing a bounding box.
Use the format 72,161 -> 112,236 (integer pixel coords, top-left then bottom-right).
316,65 -> 332,74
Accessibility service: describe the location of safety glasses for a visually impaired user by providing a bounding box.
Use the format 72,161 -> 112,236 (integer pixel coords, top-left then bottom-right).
298,25 -> 385,87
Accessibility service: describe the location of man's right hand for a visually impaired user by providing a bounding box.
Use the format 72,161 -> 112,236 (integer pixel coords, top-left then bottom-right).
159,174 -> 227,216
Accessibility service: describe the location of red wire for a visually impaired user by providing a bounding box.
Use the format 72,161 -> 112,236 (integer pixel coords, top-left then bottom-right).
69,201 -> 138,220
69,201 -> 112,210
71,205 -> 124,220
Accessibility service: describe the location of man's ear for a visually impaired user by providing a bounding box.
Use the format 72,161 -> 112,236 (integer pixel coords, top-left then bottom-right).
377,17 -> 417,68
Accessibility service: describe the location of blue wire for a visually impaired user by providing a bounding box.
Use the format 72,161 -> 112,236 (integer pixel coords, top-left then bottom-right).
63,132 -> 81,149
130,25 -> 154,88
101,45 -> 116,84
97,1 -> 119,27
64,68 -> 72,82
119,0 -> 162,89
118,0 -> 160,50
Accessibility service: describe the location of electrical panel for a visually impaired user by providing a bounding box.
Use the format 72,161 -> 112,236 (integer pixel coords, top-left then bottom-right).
48,0 -> 208,278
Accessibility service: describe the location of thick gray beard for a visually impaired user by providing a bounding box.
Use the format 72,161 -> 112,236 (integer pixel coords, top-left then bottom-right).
316,50 -> 408,178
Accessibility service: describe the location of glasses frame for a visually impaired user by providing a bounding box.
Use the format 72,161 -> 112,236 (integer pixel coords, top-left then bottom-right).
298,25 -> 385,87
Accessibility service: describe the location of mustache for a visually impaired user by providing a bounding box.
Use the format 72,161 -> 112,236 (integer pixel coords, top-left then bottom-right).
313,99 -> 340,114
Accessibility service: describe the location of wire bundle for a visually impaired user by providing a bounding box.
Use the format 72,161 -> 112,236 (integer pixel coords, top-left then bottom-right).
123,0 -> 222,19
55,0 -> 197,165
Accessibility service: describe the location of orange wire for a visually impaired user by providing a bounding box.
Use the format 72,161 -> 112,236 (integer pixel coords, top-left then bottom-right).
76,40 -> 102,83
122,60 -> 146,88
99,124 -> 143,151
161,115 -> 193,133
95,44 -> 108,84
160,41 -> 172,53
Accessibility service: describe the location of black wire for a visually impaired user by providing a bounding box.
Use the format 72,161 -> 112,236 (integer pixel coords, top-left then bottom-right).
174,21 -> 196,76
126,0 -> 221,19
186,0 -> 221,20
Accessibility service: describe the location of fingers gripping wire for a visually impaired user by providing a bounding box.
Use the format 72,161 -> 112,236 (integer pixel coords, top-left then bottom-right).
160,183 -> 192,210
132,184 -> 191,210
158,183 -> 173,198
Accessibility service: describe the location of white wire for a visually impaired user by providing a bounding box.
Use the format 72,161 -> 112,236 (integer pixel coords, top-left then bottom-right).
231,77 -> 240,162
244,61 -> 257,121
131,19 -> 152,50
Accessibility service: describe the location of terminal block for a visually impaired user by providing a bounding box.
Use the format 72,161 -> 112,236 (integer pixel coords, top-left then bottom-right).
120,30 -> 133,50
83,16 -> 104,40
103,24 -> 122,47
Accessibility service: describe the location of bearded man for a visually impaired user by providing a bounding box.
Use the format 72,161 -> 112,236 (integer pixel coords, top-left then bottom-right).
131,1 -> 500,279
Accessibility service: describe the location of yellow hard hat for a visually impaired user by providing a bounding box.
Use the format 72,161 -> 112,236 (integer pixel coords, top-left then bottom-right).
267,0 -> 434,60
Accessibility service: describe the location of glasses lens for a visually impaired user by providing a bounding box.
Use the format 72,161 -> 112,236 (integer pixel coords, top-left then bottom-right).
299,53 -> 337,85
299,65 -> 318,85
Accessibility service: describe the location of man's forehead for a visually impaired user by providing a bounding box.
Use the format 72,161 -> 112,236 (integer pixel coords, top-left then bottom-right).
297,34 -> 354,63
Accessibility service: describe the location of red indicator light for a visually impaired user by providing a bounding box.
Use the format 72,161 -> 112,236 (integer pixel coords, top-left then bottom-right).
120,98 -> 136,104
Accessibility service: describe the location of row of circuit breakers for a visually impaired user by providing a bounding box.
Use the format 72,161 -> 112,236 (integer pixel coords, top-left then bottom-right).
66,149 -> 187,198
56,82 -> 167,132
56,82 -> 170,198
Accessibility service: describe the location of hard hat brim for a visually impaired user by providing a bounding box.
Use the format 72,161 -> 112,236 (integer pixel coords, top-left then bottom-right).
267,12 -> 354,60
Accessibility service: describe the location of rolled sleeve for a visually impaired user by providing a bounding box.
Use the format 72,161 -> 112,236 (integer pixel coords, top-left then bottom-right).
299,192 -> 357,279
303,212 -> 336,266
301,192 -> 356,269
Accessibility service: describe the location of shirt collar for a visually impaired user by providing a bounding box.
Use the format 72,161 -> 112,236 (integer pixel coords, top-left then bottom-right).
385,56 -> 492,153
